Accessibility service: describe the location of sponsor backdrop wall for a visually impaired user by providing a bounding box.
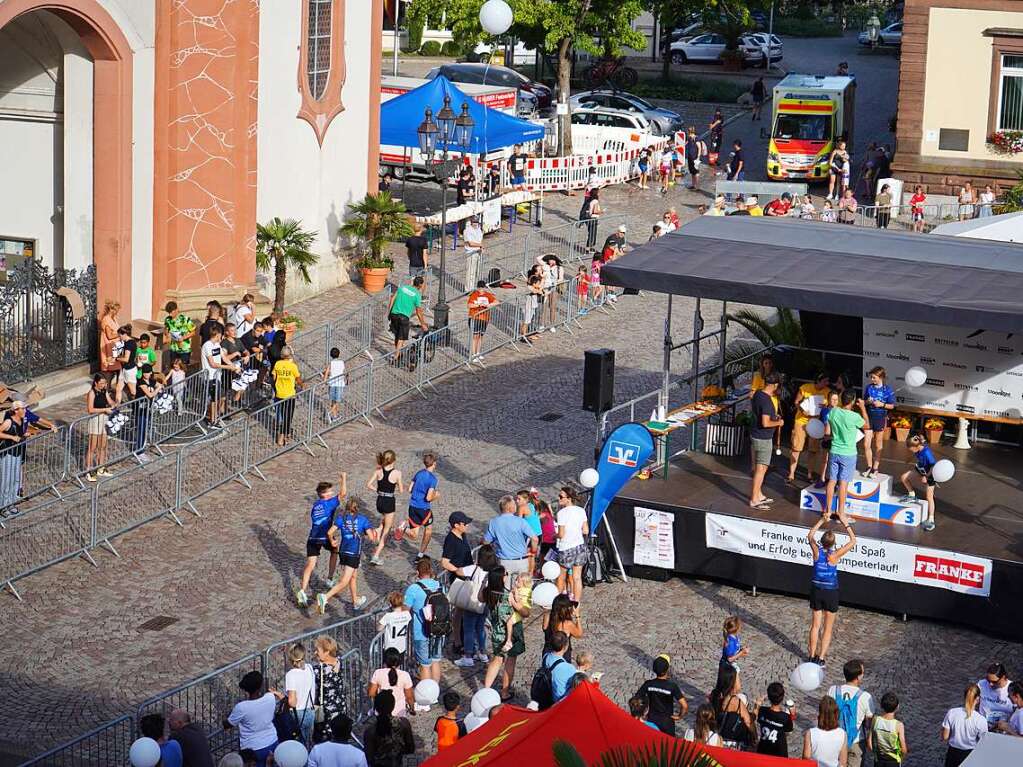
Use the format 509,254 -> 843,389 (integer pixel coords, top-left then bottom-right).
862,319 -> 1023,419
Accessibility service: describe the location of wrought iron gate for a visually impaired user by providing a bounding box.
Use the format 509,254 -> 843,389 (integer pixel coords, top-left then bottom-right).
0,259 -> 97,384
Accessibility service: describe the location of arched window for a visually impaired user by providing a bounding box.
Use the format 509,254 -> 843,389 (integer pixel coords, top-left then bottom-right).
298,0 -> 346,145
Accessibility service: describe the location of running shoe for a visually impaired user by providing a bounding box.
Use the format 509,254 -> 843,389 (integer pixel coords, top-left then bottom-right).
922,520 -> 936,532
326,576 -> 338,589
370,555 -> 382,566
353,596 -> 368,610
316,594 -> 327,615
295,589 -> 308,607
898,493 -> 916,503
454,657 -> 475,668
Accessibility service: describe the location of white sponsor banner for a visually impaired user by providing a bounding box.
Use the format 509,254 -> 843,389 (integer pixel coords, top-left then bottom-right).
634,506 -> 675,569
861,319 -> 1023,420
705,513 -> 992,597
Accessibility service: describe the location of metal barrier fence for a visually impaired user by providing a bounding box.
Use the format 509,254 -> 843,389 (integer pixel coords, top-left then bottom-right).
793,201 -> 994,231
19,715 -> 135,767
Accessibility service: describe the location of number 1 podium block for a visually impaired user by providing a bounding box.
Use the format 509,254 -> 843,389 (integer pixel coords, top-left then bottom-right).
799,472 -> 924,527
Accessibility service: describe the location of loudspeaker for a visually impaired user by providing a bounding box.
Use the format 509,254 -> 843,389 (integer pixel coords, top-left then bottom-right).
583,348 -> 615,413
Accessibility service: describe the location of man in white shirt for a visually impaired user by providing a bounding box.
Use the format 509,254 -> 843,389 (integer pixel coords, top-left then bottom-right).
225,671 -> 281,762
554,487 -> 590,605
996,682 -> 1023,737
307,713 -> 368,767
827,659 -> 875,767
201,327 -> 240,424
463,217 -> 484,288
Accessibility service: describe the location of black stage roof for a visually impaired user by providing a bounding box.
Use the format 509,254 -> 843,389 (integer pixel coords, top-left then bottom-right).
600,217 -> 1023,332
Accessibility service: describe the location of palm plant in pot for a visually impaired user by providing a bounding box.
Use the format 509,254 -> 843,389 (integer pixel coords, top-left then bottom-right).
256,217 -> 319,316
340,192 -> 414,294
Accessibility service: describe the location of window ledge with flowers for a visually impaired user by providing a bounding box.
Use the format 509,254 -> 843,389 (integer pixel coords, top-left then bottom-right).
987,130 -> 1023,155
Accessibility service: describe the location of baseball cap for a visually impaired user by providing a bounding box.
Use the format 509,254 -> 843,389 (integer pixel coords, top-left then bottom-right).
449,511 -> 473,526
618,224 -> 627,233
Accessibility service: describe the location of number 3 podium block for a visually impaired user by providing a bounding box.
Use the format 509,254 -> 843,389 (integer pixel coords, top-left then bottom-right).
800,472 -> 924,527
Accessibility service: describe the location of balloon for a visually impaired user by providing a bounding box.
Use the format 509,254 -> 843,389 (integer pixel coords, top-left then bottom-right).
471,687 -> 502,718
856,429 -> 864,443
129,738 -> 162,767
789,662 -> 824,693
805,418 -> 826,440
273,740 -> 309,767
415,678 -> 440,705
464,712 -> 486,732
479,0 -> 513,35
531,581 -> 559,609
932,459 -> 956,483
579,467 -> 600,489
541,560 -> 561,581
905,366 -> 928,388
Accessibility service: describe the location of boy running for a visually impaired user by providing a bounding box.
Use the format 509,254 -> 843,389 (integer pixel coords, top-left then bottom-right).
899,434 -> 938,531
317,497 -> 379,614
400,452 -> 440,559
296,472 -> 346,607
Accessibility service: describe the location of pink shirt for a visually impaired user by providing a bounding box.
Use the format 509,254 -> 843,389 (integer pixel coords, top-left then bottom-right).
370,668 -> 413,717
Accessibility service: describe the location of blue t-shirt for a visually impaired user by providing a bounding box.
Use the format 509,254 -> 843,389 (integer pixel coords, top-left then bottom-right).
308,496 -> 340,542
644,719 -> 661,731
336,513 -> 373,556
409,469 -> 438,510
545,653 -> 578,702
865,383 -> 895,412
160,741 -> 183,767
523,502 -> 543,537
915,445 -> 937,474
403,577 -> 442,641
812,547 -> 839,590
484,513 -> 535,560
722,633 -> 741,663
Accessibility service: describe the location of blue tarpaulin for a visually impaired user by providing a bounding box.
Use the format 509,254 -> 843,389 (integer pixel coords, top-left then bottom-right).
380,75 -> 544,154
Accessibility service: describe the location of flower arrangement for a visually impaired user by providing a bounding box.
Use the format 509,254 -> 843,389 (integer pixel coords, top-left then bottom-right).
279,311 -> 304,330
924,417 -> 945,431
988,131 -> 1023,155
890,414 -> 912,429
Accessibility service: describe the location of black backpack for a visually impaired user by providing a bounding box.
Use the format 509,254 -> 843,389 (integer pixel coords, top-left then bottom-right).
530,654 -> 566,710
273,697 -> 301,743
583,544 -> 610,587
416,581 -> 452,637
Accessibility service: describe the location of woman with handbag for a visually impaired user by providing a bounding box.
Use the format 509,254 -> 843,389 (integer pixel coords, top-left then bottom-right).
284,643 -> 316,745
312,636 -> 348,743
447,543 -> 494,666
712,665 -> 755,750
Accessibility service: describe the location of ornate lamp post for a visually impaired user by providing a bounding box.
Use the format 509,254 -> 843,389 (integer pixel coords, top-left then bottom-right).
417,95 -> 474,330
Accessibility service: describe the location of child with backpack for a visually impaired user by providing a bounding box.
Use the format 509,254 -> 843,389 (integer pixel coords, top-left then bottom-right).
533,631 -> 577,709
827,659 -> 876,767
434,691 -> 466,752
403,557 -> 450,686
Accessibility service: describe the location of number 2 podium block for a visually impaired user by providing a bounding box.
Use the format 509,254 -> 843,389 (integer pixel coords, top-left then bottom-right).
799,472 -> 924,527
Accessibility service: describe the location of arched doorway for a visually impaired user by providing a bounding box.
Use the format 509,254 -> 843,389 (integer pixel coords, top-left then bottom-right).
0,0 -> 133,316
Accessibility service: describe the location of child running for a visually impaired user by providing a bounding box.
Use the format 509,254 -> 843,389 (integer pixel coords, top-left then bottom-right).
367,450 -> 404,565
296,472 -> 346,607
316,497 -> 379,614
899,434 -> 938,531
862,366 -> 895,478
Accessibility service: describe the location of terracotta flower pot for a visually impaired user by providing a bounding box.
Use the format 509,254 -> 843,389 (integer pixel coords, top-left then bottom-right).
281,321 -> 299,335
361,267 -> 391,294
893,427 -> 910,442
926,428 -> 943,445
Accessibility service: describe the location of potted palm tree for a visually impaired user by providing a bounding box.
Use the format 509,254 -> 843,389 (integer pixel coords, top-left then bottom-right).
340,192 -> 414,294
255,217 -> 319,319
723,307 -> 818,380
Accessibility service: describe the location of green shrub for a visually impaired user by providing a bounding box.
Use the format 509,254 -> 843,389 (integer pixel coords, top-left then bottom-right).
420,40 -> 442,57
406,18 -> 424,51
771,17 -> 843,37
441,40 -> 461,57
633,78 -> 748,105
846,3 -> 887,29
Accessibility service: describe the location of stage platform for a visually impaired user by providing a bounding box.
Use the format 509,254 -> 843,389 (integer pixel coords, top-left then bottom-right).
604,439 -> 1023,639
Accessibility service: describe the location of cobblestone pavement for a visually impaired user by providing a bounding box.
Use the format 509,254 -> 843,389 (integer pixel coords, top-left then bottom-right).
3,184 -> 1019,766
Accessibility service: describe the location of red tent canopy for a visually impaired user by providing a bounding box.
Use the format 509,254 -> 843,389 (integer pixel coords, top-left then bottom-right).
421,681 -> 817,766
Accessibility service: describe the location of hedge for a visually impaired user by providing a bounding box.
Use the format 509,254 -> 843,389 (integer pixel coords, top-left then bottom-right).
420,40 -> 442,56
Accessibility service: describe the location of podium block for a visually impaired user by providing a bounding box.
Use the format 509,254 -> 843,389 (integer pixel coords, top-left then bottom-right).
799,472 -> 924,527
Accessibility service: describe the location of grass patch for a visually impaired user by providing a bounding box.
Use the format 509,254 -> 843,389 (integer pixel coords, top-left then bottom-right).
771,17 -> 843,37
633,78 -> 749,104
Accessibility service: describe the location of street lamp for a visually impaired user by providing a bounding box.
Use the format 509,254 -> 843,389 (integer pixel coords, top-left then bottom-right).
417,94 -> 474,330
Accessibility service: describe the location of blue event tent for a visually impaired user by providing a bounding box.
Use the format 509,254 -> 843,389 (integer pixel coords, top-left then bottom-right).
380,75 -> 544,155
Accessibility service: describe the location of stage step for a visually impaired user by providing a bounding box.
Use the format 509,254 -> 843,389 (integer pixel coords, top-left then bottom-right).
799,471 -> 925,527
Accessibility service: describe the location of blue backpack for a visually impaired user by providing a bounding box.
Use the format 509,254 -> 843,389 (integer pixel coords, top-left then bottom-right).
834,688 -> 863,749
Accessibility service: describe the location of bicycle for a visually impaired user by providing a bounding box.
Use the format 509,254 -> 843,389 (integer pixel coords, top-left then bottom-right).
583,56 -> 639,91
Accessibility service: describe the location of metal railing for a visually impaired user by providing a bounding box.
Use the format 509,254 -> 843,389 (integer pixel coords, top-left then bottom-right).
19,715 -> 134,767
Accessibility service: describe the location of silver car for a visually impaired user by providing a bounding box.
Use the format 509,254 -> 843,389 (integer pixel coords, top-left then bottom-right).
569,90 -> 682,135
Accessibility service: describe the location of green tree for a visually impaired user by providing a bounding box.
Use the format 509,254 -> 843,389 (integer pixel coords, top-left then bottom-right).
339,192 -> 414,267
255,218 -> 319,314
553,738 -> 719,767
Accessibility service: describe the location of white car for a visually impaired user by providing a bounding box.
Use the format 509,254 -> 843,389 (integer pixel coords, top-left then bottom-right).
570,106 -> 652,133
471,40 -> 534,66
743,33 -> 784,64
670,33 -> 761,65
858,21 -> 902,47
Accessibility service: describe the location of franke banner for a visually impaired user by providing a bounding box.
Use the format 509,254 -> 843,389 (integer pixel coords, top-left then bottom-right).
705,514 -> 992,597
861,319 -> 1023,420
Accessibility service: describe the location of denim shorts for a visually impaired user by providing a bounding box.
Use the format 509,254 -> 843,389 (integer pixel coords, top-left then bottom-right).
828,453 -> 857,482
413,636 -> 445,666
329,385 -> 344,403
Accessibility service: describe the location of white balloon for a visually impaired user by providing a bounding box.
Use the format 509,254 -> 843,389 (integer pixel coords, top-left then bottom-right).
471,687 -> 502,718
541,560 -> 561,581
905,366 -> 928,388
274,740 -> 309,767
932,459 -> 956,483
480,0 -> 514,35
464,712 -> 486,732
129,738 -> 162,767
415,678 -> 440,705
789,662 -> 824,693
579,467 -> 600,489
531,581 -> 559,609
856,429 -> 865,443
805,418 -> 826,440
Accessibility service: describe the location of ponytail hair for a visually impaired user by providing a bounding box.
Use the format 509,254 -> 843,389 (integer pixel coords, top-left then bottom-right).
383,647 -> 401,687
964,682 -> 981,716
374,690 -> 395,737
480,566 -> 507,609
377,449 -> 396,467
344,497 -> 360,516
693,704 -> 717,743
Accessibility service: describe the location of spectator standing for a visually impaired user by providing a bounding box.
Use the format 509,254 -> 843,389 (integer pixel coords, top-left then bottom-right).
978,184 -> 996,217
201,327 -> 237,425
685,128 -> 701,190
271,347 -> 302,447
403,452 -> 439,559
750,372 -> 783,508
910,185 -> 927,233
135,333 -> 158,379
579,188 -> 602,250
481,566 -> 529,701
199,301 -> 226,347
727,139 -> 745,181
386,276 -> 428,356
322,347 -> 346,422
635,654 -> 688,736
404,225 -> 429,280
378,591 -> 412,660
224,672 -> 281,767
0,402 -> 28,509
542,631 -> 578,705
868,692 -> 908,767
135,365 -> 161,461
296,473 -> 344,608
994,682 -> 1023,736
803,696 -> 848,767
823,391 -> 868,525
230,293 -> 257,337
958,181 -> 977,221
307,714 -> 367,767
285,643 -> 316,745
434,691 -> 466,752
140,713 -> 183,767
114,324 -> 139,401
828,659 -> 876,767
363,691 -> 414,767
484,495 -> 537,579
751,77 -> 766,121
709,108 -> 724,160
403,557 -> 445,683
838,188 -> 858,224
439,510 -> 475,665
806,516 -> 857,666
467,280 -> 498,362
367,450 -> 403,565
756,682 -> 795,758
685,704 -> 723,747
168,708 -> 215,767
368,648 -> 415,717
555,487 -> 589,605
515,489 -> 543,574
100,300 -> 122,374
875,184 -> 893,229
827,140 -> 849,200
163,301 -> 195,367
542,594 -> 583,663
942,683 -> 986,767
630,696 -> 662,731
637,146 -> 650,189
463,216 -> 484,289
862,366 -> 896,478
84,376 -> 115,482
712,665 -> 753,749
508,144 -> 528,190
313,637 -> 349,743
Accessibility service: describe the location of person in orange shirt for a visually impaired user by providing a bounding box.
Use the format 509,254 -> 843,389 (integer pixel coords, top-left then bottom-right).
467,279 -> 498,363
434,691 -> 466,751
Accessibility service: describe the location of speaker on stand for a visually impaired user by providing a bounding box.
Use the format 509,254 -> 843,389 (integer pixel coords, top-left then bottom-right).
583,349 -> 615,462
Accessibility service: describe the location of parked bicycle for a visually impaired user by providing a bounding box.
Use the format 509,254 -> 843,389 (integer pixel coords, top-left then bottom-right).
583,56 -> 639,90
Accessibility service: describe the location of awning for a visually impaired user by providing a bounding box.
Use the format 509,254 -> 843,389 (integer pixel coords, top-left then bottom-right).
600,217 -> 1023,332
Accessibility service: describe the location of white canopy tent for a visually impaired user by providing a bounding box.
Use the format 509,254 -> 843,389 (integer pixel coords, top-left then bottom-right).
960,732 -> 1023,766
933,210 -> 1023,242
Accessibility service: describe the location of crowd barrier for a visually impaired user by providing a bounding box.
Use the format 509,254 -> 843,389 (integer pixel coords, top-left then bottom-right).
792,201 -> 996,231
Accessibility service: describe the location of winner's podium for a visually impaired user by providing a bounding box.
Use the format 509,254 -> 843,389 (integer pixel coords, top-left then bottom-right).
800,472 -> 925,527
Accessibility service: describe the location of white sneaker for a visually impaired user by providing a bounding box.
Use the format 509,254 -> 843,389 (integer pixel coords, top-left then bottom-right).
414,703 -> 431,713
370,555 -> 382,566
326,577 -> 338,588
475,652 -> 489,663
549,327 -> 557,334
353,596 -> 368,610
454,657 -> 475,668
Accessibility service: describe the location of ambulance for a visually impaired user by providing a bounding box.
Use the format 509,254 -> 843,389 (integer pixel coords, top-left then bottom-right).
766,74 -> 856,182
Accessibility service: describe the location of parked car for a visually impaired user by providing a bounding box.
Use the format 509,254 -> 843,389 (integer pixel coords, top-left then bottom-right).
570,107 -> 653,133
669,33 -> 761,65
569,90 -> 681,136
662,21 -> 707,50
858,21 -> 902,46
743,32 -> 784,64
470,40 -> 535,66
425,63 -> 553,115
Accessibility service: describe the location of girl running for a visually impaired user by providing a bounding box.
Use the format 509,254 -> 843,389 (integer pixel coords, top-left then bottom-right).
367,450 -> 403,565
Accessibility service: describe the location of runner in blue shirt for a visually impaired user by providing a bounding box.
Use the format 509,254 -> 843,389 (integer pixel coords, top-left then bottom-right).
399,452 -> 440,560
296,472 -> 345,608
899,434 -> 939,531
317,497 -> 379,614
863,366 -> 896,478
806,515 -> 856,668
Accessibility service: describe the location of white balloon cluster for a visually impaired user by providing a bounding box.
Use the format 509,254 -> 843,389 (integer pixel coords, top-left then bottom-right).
106,409 -> 130,436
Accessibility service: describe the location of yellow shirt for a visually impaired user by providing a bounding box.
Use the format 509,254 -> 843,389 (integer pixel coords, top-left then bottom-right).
273,359 -> 301,398
511,586 -> 532,625
750,372 -> 780,412
749,205 -> 764,216
794,382 -> 827,424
